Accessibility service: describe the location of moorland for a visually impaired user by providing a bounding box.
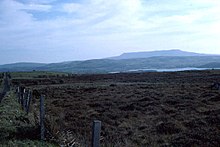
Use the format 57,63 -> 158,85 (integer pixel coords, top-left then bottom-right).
9,70 -> 220,146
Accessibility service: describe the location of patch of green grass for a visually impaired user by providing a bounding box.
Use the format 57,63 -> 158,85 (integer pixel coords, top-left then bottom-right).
0,91 -> 57,146
0,92 -> 34,139
10,71 -> 69,79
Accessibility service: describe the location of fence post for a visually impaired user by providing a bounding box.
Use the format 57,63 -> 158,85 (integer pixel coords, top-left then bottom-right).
22,89 -> 26,110
26,90 -> 32,114
91,120 -> 101,147
20,88 -> 24,107
40,95 -> 45,141
19,87 -> 22,104
17,86 -> 20,103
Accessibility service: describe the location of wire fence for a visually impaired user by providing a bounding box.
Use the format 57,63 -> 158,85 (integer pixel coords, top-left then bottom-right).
0,71 -> 104,146
16,85 -> 101,147
0,72 -> 10,103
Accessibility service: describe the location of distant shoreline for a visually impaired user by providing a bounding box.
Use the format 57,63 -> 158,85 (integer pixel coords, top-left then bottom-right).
109,67 -> 220,74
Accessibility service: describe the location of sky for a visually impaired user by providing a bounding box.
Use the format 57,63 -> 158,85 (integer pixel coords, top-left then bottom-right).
0,0 -> 220,64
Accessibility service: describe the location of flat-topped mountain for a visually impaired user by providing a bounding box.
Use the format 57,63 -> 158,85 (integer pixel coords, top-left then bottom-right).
110,49 -> 209,60
0,50 -> 219,73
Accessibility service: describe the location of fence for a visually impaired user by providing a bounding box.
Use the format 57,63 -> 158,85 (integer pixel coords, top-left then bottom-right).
0,72 -> 10,102
16,86 -> 101,147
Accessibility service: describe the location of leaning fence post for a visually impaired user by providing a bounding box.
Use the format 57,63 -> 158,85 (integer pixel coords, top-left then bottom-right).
91,120 -> 101,147
40,95 -> 45,141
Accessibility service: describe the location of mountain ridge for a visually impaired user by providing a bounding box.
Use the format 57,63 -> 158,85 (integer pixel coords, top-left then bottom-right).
0,50 -> 220,73
109,49 -> 212,60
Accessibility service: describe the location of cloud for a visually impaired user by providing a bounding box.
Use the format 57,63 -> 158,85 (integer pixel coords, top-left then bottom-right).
61,3 -> 81,13
0,0 -> 220,64
22,3 -> 52,11
17,0 -> 57,4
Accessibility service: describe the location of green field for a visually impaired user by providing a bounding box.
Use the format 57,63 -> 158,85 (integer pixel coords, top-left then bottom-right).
10,71 -> 69,79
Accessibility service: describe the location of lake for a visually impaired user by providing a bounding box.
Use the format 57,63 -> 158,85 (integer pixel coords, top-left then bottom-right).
109,68 -> 220,73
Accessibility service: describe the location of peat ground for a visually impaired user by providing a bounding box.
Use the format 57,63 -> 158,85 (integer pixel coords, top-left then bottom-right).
11,70 -> 220,146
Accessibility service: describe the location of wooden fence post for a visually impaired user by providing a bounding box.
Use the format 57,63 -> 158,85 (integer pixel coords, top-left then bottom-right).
26,90 -> 32,114
19,87 -> 22,104
91,120 -> 101,147
40,95 -> 45,141
17,86 -> 20,103
22,89 -> 26,110
20,88 -> 24,107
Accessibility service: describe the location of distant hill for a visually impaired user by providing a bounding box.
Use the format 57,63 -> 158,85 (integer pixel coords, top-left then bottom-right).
0,62 -> 46,72
199,62 -> 220,68
110,49 -> 210,60
0,50 -> 220,73
36,56 -> 220,73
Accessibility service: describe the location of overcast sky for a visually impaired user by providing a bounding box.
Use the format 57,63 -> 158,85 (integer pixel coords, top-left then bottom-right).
0,0 -> 220,64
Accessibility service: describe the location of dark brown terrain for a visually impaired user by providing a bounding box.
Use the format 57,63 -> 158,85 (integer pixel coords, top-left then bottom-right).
11,70 -> 220,146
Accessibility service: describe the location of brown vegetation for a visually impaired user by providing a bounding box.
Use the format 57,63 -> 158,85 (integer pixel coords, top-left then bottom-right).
11,70 -> 220,146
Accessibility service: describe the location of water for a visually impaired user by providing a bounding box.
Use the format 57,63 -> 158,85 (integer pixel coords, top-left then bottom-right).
109,68 -> 220,73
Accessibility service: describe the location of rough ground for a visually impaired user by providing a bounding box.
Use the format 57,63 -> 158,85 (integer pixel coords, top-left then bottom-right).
0,73 -> 57,146
11,70 -> 220,146
0,92 -> 57,146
